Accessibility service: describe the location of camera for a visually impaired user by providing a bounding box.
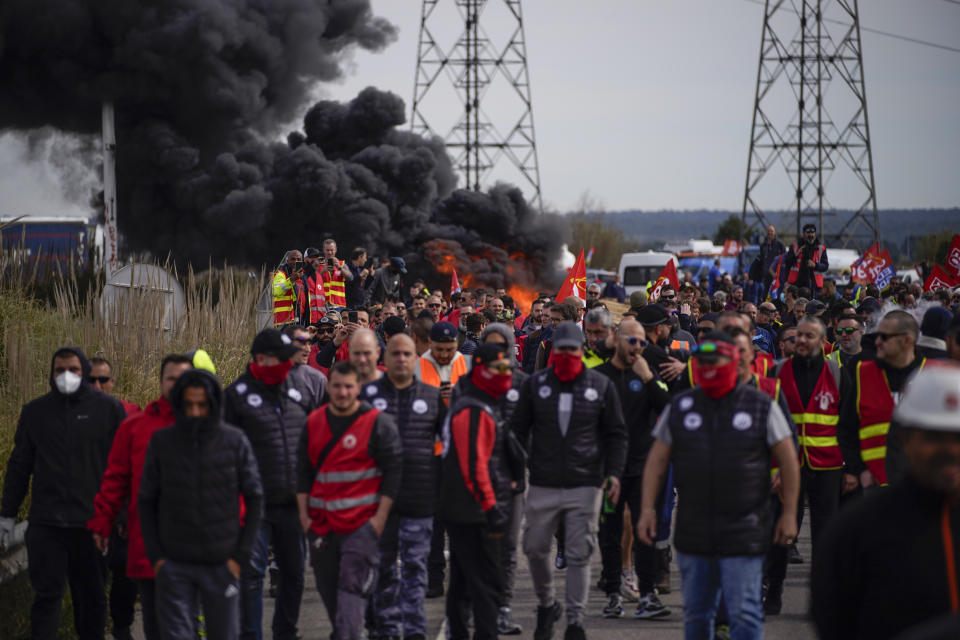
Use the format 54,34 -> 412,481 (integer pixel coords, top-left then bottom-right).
347,310 -> 358,324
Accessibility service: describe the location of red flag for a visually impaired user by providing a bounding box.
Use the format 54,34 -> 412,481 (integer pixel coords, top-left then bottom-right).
850,243 -> 882,285
649,260 -> 679,302
924,265 -> 959,293
721,239 -> 741,256
450,268 -> 462,294
556,249 -> 587,302
945,234 -> 960,278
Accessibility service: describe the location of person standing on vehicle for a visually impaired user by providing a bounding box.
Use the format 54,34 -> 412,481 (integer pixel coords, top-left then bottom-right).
511,321 -> 628,639
779,223 -> 829,300
224,329 -> 318,640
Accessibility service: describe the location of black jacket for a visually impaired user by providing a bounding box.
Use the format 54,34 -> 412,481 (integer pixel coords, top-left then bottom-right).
138,370 -> 264,567
510,366 -> 627,488
594,362 -> 670,477
224,367 -> 316,507
668,384 -> 774,556
361,377 -> 445,518
1,347 -> 126,527
813,477 -> 960,640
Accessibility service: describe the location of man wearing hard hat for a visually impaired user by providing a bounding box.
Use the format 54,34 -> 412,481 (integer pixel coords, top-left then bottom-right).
812,365 -> 960,640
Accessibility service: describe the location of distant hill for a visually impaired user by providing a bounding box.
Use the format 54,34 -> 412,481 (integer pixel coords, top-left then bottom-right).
593,208 -> 959,259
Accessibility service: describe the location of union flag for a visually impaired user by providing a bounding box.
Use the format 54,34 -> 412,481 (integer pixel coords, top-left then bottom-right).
556,249 -> 587,303
649,261 -> 679,302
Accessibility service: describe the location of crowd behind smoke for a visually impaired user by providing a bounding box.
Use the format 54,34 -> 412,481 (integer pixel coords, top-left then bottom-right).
0,0 -> 565,288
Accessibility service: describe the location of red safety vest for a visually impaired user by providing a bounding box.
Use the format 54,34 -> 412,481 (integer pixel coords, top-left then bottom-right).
856,358 -> 925,486
272,270 -> 296,325
751,351 -> 775,377
321,262 -> 348,308
779,358 -> 842,470
307,273 -> 326,322
786,243 -> 826,288
306,407 -> 382,536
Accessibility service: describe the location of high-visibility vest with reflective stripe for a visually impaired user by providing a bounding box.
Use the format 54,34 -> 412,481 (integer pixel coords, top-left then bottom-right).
272,270 -> 296,325
751,351 -> 775,378
786,243 -> 825,288
306,407 -> 381,536
307,273 -> 326,322
669,339 -> 690,352
779,358 -> 842,470
419,356 -> 468,405
856,358 -> 925,486
582,348 -> 606,369
321,262 -> 347,308
754,374 -> 785,477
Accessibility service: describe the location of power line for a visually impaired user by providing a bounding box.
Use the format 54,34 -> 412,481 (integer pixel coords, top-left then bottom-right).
741,0 -> 960,54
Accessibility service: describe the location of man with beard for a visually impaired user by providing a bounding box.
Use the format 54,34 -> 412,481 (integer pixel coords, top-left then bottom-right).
274,249 -> 308,326
319,239 -> 354,312
777,326 -> 798,362
826,315 -> 864,371
780,223 -> 829,300
303,248 -> 326,323
813,366 -> 960,640
594,319 -> 671,620
582,307 -> 616,368
637,304 -> 688,388
765,317 -> 842,613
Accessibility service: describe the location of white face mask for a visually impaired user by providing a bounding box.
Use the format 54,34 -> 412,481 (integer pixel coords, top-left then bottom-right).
55,370 -> 82,395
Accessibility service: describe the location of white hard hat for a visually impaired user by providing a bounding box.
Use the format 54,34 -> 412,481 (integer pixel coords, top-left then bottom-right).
894,365 -> 960,431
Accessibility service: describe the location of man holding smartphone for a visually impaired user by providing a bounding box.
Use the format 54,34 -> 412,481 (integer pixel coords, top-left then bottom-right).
273,250 -> 308,326
320,238 -> 353,312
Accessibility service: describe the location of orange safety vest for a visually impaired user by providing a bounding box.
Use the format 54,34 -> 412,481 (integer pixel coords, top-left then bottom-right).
272,270 -> 296,325
419,356 -> 468,393
669,339 -> 690,352
751,351 -> 775,377
321,261 -> 348,308
786,243 -> 825,288
778,358 -> 842,470
856,358 -> 925,486
306,407 -> 382,536
307,273 -> 326,322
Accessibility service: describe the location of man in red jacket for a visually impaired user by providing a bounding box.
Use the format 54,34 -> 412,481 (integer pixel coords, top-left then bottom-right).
88,354 -> 194,640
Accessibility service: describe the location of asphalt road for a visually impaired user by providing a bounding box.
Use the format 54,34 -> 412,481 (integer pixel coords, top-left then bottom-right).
154,506 -> 818,640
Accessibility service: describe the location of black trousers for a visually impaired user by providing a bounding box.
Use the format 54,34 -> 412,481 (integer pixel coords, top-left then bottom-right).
765,466 -> 842,588
445,522 -> 503,640
107,527 -> 138,636
428,516 -> 446,586
598,475 -> 661,595
26,524 -> 107,640
137,579 -> 161,640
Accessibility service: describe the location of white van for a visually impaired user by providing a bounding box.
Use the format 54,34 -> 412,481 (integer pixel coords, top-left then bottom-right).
618,251 -> 678,297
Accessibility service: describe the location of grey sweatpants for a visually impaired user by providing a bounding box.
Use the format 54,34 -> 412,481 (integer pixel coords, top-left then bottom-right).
523,485 -> 602,626
309,522 -> 380,640
155,560 -> 240,640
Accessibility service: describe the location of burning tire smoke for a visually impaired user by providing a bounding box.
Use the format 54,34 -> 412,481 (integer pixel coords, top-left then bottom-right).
0,0 -> 565,294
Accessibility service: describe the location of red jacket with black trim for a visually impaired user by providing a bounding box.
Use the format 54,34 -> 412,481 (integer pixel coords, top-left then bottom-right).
88,396 -> 174,578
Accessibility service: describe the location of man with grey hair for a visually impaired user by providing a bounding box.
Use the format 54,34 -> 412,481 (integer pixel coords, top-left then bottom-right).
583,307 -> 615,368
586,283 -> 602,304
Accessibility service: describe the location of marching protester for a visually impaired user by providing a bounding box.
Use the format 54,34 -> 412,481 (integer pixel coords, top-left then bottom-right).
510,321 -> 627,639
296,362 -> 401,640
362,335 -> 445,640
282,324 -> 328,407
89,354 -> 196,640
224,329 -> 319,640
139,369 -> 265,640
1,348 -> 126,640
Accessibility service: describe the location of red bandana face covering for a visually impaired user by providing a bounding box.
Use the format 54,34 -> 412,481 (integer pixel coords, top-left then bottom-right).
693,347 -> 740,399
249,360 -> 293,386
472,365 -> 512,398
549,351 -> 584,382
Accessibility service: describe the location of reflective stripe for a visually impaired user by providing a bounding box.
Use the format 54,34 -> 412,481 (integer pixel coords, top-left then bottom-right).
315,468 -> 383,483
859,422 -> 890,440
862,446 -> 887,462
798,435 -> 840,448
790,413 -> 839,426
308,493 -> 380,511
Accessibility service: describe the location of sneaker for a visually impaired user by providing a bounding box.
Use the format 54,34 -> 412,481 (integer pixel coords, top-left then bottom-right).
634,591 -> 670,619
619,579 -> 639,603
555,548 -> 567,570
763,585 -> 783,615
714,623 -> 731,640
602,593 -> 624,618
497,606 -> 523,635
788,544 -> 803,564
534,601 -> 563,640
563,623 -> 586,640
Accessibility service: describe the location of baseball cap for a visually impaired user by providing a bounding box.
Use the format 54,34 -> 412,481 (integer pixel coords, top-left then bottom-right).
318,315 -> 337,327
430,321 -> 458,343
805,299 -> 826,315
856,298 -> 882,315
803,223 -> 817,233
472,342 -> 513,370
552,321 -> 584,349
304,247 -> 321,258
251,328 -> 300,360
629,290 -> 648,309
692,332 -> 737,363
636,303 -> 670,326
390,257 -> 408,274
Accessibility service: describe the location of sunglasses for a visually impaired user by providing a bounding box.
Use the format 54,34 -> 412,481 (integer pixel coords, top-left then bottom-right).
875,332 -> 905,342
87,376 -> 111,384
661,295 -> 676,301
759,307 -> 776,314
835,327 -> 861,335
317,326 -> 335,333
428,303 -> 442,308
487,363 -> 514,374
292,337 -> 310,344
625,337 -> 649,347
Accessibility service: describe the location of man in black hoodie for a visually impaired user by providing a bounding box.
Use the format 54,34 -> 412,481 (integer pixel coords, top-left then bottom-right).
139,369 -> 264,640
0,347 -> 126,640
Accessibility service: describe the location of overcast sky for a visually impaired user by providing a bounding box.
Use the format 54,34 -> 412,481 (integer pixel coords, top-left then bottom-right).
320,0 -> 960,213
3,0 -> 958,218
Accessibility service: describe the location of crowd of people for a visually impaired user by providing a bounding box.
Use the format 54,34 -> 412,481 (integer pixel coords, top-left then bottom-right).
2,228 -> 960,640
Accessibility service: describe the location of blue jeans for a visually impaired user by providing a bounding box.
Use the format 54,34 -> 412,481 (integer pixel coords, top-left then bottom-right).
676,551 -> 764,640
371,515 -> 434,638
240,505 -> 305,640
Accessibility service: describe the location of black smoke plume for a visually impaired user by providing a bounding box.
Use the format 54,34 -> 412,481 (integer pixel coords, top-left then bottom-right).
0,0 -> 565,290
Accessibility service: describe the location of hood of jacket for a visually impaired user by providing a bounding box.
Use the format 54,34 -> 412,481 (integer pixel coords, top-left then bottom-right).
481,322 -> 516,354
170,369 -> 224,434
49,346 -> 92,397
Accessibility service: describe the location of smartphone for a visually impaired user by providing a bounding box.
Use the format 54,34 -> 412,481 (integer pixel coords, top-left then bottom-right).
348,310 -> 358,324
294,261 -> 304,271
327,257 -> 336,267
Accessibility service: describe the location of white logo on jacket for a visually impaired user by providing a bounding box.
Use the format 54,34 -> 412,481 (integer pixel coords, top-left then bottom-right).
247,394 -> 263,408
506,388 -> 520,402
538,386 -> 551,399
236,382 -> 248,395
679,396 -> 694,411
287,387 -> 302,403
732,412 -> 753,431
683,413 -> 702,431
373,398 -> 388,411
412,399 -> 429,415
343,434 -> 358,449
584,388 -> 599,402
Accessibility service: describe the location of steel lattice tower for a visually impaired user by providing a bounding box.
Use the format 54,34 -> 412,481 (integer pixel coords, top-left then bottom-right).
741,0 -> 879,249
412,0 -> 543,210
